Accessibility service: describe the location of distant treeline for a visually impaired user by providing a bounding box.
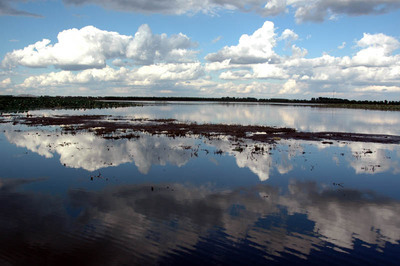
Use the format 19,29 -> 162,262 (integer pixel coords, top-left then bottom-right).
1,95 -> 399,112
309,97 -> 400,105
102,96 -> 400,105
0,95 -> 137,112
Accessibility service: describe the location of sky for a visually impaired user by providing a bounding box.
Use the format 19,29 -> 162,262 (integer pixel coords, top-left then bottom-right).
0,0 -> 399,100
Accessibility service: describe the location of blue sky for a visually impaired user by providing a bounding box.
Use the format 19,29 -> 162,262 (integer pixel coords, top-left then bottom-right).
1,0 -> 400,100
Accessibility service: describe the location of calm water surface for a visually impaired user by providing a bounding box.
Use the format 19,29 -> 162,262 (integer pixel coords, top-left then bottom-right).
1,102 -> 399,265
29,101 -> 400,134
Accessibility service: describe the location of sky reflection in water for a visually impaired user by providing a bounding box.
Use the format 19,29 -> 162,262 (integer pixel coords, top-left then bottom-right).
0,103 -> 400,265
27,102 -> 400,135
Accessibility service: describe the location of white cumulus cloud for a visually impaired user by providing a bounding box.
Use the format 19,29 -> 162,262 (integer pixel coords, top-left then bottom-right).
204,21 -> 400,99
126,24 -> 197,65
2,26 -> 131,70
279,29 -> 299,42
5,20 -> 400,100
2,25 -> 197,70
205,21 -> 278,64
352,33 -> 400,66
18,63 -> 204,91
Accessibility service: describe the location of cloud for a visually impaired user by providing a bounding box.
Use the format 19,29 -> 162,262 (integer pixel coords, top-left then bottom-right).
126,24 -> 197,65
338,42 -> 346,49
352,33 -> 400,66
19,66 -> 127,88
251,63 -> 289,79
63,0 -> 285,16
278,29 -> 298,42
131,63 -> 204,83
112,59 -> 131,67
4,20 -> 400,100
205,21 -> 278,64
290,0 -> 400,22
357,33 -> 400,52
279,79 -> 301,94
204,21 -> 400,99
62,0 -> 400,22
2,26 -> 131,70
3,0 -> 399,22
219,70 -> 252,80
212,36 -> 222,43
261,0 -> 287,16
355,85 -> 400,93
298,33 -> 400,84
278,29 -> 300,49
17,62 -> 204,89
63,0 -> 212,15
0,77 -> 11,87
2,25 -> 198,70
0,0 -> 43,17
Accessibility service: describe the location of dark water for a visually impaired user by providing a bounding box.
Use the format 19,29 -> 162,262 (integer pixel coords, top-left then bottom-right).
1,103 -> 399,265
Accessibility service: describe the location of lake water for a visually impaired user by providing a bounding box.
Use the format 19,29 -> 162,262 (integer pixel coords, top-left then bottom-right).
1,102 -> 399,265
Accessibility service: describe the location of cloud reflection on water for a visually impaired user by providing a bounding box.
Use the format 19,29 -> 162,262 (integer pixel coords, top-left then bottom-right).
0,178 -> 399,264
26,102 -> 400,135
4,128 -> 195,173
4,127 -> 400,180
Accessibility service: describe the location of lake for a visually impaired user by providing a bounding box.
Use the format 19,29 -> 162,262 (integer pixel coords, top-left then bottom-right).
1,102 -> 399,265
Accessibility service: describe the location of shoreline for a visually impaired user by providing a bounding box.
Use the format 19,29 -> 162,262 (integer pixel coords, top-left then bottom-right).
1,95 -> 400,112
3,114 -> 400,145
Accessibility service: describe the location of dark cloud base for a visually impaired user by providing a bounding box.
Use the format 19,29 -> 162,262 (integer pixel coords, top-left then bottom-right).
0,0 -> 43,17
